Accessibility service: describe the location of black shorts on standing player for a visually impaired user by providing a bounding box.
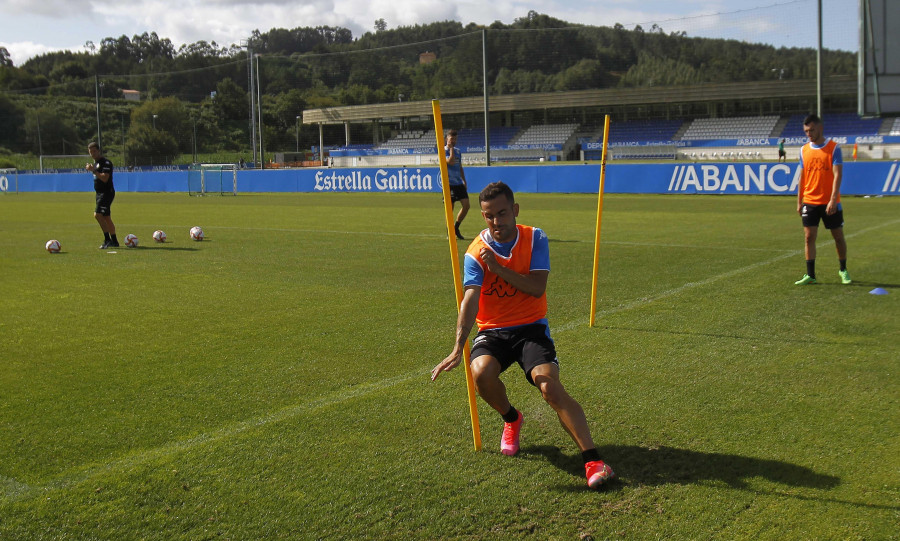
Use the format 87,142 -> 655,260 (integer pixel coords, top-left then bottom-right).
449,183 -> 468,203
800,203 -> 843,229
95,192 -> 115,217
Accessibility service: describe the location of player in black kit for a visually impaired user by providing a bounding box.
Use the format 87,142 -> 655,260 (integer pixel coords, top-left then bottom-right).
85,142 -> 118,248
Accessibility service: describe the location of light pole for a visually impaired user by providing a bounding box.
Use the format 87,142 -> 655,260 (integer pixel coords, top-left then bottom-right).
296,116 -> 300,153
152,114 -> 158,129
192,116 -> 198,164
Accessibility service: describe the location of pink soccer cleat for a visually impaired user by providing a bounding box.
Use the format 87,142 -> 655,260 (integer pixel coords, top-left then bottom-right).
500,411 -> 523,456
585,460 -> 615,489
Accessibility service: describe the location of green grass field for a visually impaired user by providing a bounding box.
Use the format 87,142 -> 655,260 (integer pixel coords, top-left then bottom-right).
1,192 -> 898,540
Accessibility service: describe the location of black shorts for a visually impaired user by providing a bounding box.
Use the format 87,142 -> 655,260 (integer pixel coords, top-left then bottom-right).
449,183 -> 468,203
778,149 -> 786,157
801,203 -> 843,229
470,323 -> 558,386
95,191 -> 115,216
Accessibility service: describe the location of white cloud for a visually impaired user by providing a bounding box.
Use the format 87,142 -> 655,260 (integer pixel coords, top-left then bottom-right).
0,0 -> 93,17
0,41 -> 85,66
0,0 -> 858,65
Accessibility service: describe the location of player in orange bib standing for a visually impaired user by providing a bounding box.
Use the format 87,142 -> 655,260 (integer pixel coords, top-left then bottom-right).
795,114 -> 850,285
431,181 -> 615,489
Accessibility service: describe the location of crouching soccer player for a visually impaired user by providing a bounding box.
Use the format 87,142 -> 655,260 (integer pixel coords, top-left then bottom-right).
431,181 -> 614,489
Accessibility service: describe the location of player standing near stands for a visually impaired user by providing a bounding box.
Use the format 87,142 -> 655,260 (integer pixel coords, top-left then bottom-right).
778,139 -> 786,162
445,129 -> 469,239
794,114 -> 850,285
85,142 -> 118,249
431,181 -> 615,489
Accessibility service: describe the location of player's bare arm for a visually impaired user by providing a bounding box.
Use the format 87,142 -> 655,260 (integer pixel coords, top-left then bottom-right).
479,247 -> 548,298
431,286 -> 480,381
827,163 -> 843,215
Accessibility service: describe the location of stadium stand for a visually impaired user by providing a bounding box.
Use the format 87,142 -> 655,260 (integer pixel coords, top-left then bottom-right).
377,129 -> 435,150
592,119 -> 684,143
680,115 -> 780,140
453,126 -> 521,147
332,114 -> 900,165
779,113 -> 883,138
889,117 -> 900,136
511,123 -> 578,145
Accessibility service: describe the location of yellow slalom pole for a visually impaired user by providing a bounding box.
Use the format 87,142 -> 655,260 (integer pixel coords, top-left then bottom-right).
589,115 -> 611,327
432,99 -> 482,451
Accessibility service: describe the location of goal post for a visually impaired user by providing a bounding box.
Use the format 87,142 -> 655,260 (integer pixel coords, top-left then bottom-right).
188,163 -> 238,196
39,154 -> 91,173
0,168 -> 17,194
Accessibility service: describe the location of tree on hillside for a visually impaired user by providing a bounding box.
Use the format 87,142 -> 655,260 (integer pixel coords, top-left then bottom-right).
22,108 -> 80,154
0,94 -> 25,151
0,47 -> 12,67
213,78 -> 249,121
126,124 -> 179,166
126,97 -> 193,160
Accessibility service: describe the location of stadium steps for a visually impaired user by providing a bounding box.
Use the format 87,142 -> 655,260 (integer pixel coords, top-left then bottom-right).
890,117 -> 900,136
770,116 -> 789,138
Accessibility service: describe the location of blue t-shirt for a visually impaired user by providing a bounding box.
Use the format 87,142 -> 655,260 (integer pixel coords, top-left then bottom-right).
445,147 -> 464,186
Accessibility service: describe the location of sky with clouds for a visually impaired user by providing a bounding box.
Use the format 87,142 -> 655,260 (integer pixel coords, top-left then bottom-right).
1,0 -> 858,66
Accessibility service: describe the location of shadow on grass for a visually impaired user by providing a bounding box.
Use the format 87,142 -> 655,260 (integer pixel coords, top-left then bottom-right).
149,246 -> 202,251
599,325 -> 844,345
124,245 -> 201,251
520,444 -> 840,494
819,281 -> 899,288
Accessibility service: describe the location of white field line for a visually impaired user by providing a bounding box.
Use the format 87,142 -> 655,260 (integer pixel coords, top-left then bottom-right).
602,240 -> 794,253
557,217 -> 900,332
123,224 -> 788,252
82,223 -> 450,240
5,217 -> 897,501
1,476 -> 33,499
3,371 -> 421,501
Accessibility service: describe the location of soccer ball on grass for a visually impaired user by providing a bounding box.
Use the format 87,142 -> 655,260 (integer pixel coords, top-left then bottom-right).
124,234 -> 139,248
153,230 -> 167,243
190,226 -> 204,241
45,239 -> 61,253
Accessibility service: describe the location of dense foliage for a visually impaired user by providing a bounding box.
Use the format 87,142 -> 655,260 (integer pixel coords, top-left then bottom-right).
0,11 -> 855,165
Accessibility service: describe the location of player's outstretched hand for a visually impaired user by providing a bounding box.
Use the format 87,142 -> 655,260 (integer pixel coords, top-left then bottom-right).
431,350 -> 462,381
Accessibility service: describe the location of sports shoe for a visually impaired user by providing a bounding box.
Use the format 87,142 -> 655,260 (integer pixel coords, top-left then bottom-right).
585,460 -> 615,489
839,269 -> 851,284
99,241 -> 109,249
108,241 -> 119,248
455,224 -> 465,240
794,274 -> 817,285
500,410 -> 523,456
